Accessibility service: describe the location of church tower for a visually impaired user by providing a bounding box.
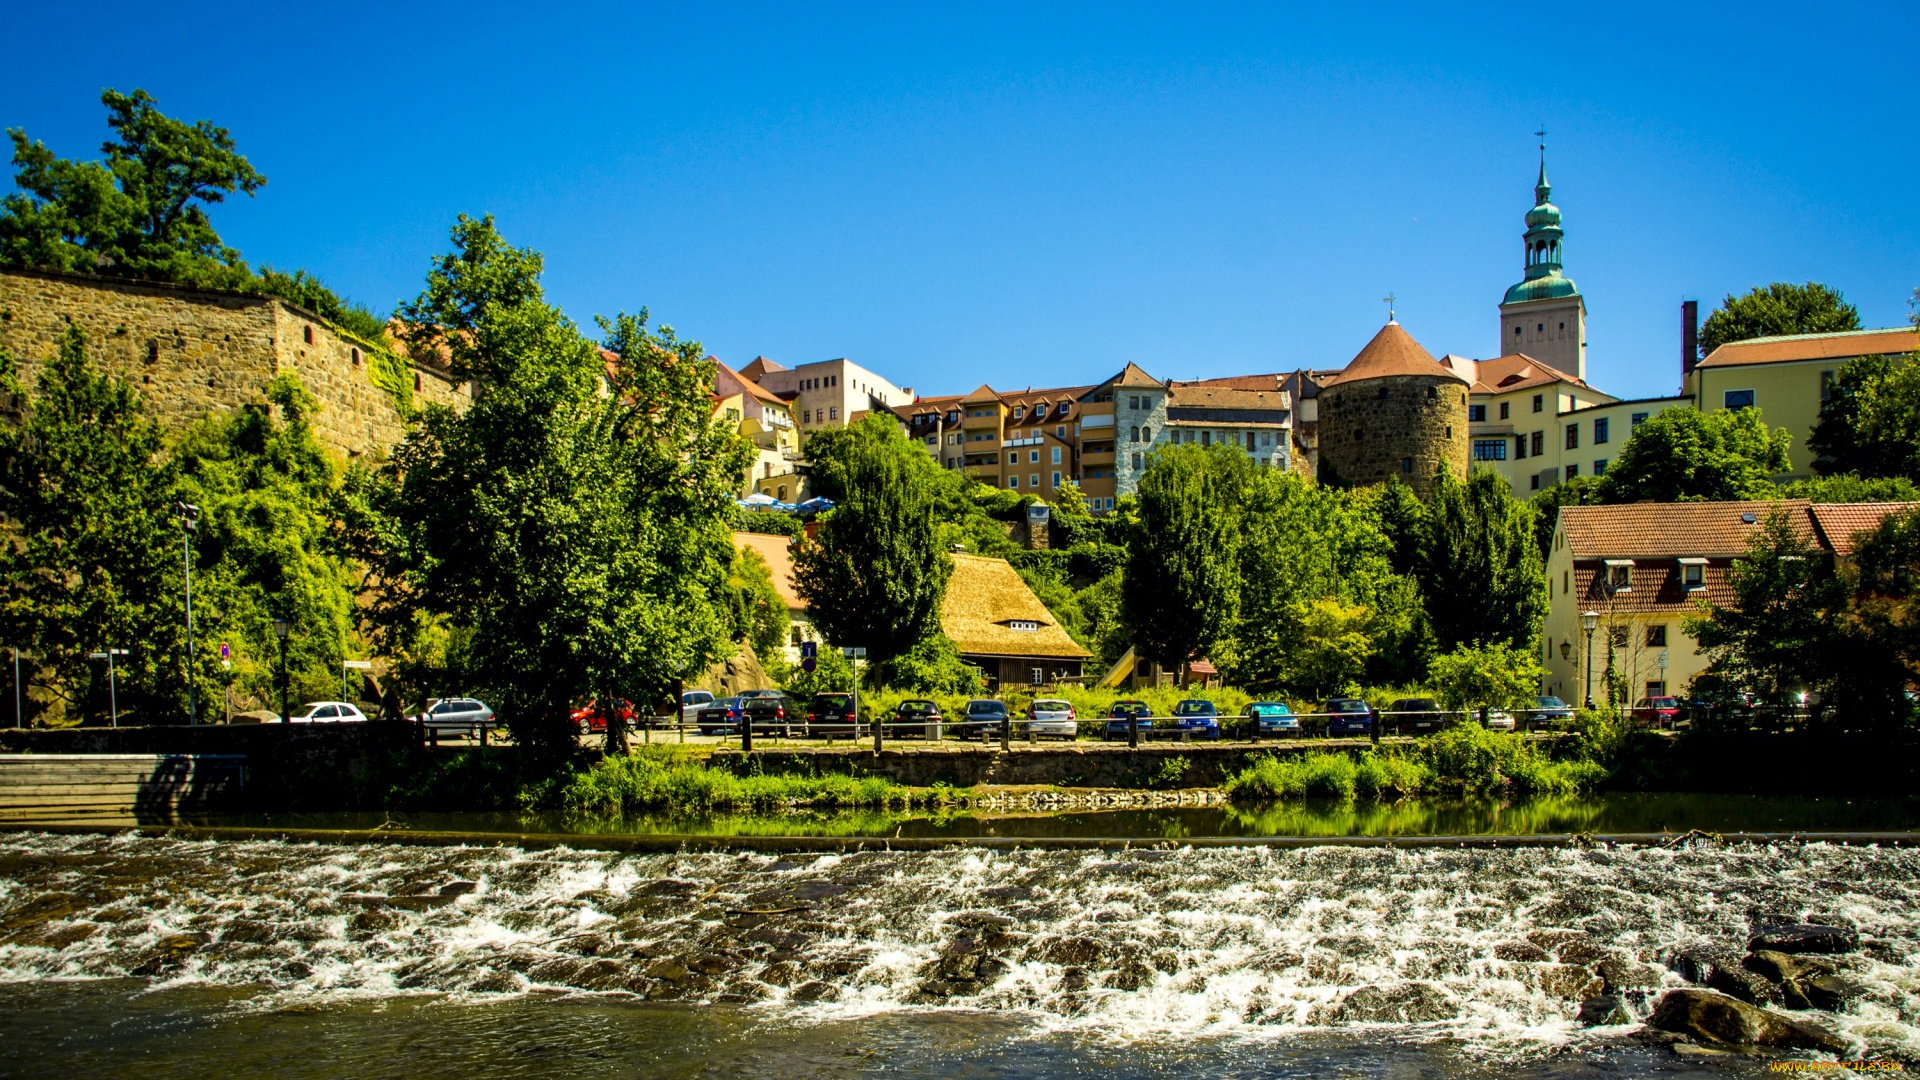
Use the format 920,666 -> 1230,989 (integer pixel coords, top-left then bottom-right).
1498,143 -> 1586,380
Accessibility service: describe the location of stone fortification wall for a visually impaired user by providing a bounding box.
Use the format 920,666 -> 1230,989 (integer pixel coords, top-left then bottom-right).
1316,373 -> 1469,498
0,268 -> 469,460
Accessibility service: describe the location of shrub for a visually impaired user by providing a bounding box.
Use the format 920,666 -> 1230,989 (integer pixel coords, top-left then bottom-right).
543,745 -> 940,817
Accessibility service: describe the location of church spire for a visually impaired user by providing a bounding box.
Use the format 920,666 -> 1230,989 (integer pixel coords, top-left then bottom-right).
1534,127 -> 1551,204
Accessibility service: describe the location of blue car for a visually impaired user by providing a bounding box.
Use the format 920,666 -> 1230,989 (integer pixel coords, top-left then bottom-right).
1249,702 -> 1300,737
1102,700 -> 1154,741
1173,699 -> 1221,740
695,696 -> 746,735
1325,698 -> 1374,737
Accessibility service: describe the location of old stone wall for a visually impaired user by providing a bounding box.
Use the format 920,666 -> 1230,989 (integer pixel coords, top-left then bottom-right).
0,268 -> 469,460
1316,373 -> 1469,498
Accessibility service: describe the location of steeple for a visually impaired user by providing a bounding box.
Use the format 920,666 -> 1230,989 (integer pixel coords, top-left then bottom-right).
1504,135 -> 1577,303
1498,133 -> 1586,380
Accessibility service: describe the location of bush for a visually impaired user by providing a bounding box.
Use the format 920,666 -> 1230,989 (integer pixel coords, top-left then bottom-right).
1222,725 -> 1606,804
545,745 -> 942,817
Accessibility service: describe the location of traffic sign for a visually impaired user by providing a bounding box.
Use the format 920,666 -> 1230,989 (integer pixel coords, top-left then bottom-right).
842,647 -> 867,659
343,660 -> 373,669
802,657 -> 816,673
800,641 -> 816,659
218,642 -> 230,660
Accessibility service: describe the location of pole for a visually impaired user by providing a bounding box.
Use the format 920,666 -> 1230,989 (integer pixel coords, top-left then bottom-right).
1583,626 -> 1596,710
107,650 -> 118,728
183,527 -> 195,724
278,633 -> 290,725
12,647 -> 19,729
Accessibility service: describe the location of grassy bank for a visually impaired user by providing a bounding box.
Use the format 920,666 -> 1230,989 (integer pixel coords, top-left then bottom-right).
532,745 -> 956,818
1222,724 -> 1609,802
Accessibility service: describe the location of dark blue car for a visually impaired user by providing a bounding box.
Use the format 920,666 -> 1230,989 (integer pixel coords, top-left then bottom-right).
1102,700 -> 1154,741
1173,699 -> 1221,740
695,696 -> 746,735
1325,698 -> 1374,737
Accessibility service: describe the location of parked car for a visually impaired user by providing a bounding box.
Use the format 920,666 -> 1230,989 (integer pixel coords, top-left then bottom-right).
1248,702 -> 1300,737
958,698 -> 1009,740
289,701 -> 368,724
742,692 -> 795,737
419,697 -> 495,734
889,699 -> 945,738
1103,699 -> 1154,741
808,693 -> 859,736
1172,698 -> 1221,740
570,698 -> 633,736
1026,698 -> 1078,740
1386,697 -> 1446,735
1324,698 -> 1374,737
1522,695 -> 1574,731
1631,696 -> 1681,728
1482,709 -> 1517,732
680,690 -> 715,726
696,696 -> 746,735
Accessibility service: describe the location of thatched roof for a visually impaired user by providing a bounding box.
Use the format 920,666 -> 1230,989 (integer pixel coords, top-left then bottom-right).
942,554 -> 1090,660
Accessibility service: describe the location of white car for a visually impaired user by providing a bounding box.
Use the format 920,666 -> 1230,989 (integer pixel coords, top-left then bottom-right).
420,697 -> 496,734
1483,709 -> 1517,732
680,690 -> 715,726
1025,699 -> 1079,740
287,701 -> 369,724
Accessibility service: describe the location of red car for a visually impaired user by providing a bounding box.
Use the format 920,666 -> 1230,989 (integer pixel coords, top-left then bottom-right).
1630,696 -> 1681,728
572,698 -> 636,735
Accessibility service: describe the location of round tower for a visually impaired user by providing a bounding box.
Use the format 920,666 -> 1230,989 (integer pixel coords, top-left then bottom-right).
1316,319 -> 1470,498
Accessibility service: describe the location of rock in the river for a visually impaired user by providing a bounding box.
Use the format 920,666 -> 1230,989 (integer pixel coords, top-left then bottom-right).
1743,949 -> 1835,985
1707,964 -> 1779,1006
1537,963 -> 1605,1001
1597,957 -> 1665,992
1747,923 -> 1857,955
129,931 -> 212,976
1332,982 -> 1458,1024
1669,947 -> 1740,987
1782,975 -> 1861,1013
1577,995 -> 1633,1026
1647,989 -> 1848,1053
1493,941 -> 1551,963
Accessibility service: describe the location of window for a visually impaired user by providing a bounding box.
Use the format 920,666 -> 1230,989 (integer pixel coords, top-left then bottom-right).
1565,462 -> 1578,478
1029,473 -> 1040,487
303,325 -> 314,345
1593,417 -> 1609,444
1608,564 -> 1632,590
1007,452 -> 1017,465
803,410 -> 811,423
1402,457 -> 1414,473
1515,435 -> 1527,460
1130,426 -> 1140,443
790,626 -> 803,647
1646,681 -> 1667,699
350,347 -> 361,366
1007,476 -> 1019,489
1530,474 -> 1541,490
1821,370 -> 1836,404
1007,620 -> 1040,632
1681,559 -> 1707,589
1105,498 -> 1115,511
1029,450 -> 1040,463
1052,471 -> 1061,487
1530,431 -> 1544,456
1200,431 -> 1211,446
1565,423 -> 1579,450
828,407 -> 838,420
1246,432 -> 1256,451
1057,402 -> 1069,416
1609,626 -> 1629,648
1532,394 -> 1544,413
1051,447 -> 1062,464
1472,439 -> 1508,461
1646,624 -> 1668,647
1056,425 -> 1065,437
1499,401 -> 1510,420
1011,406 -> 1024,419
947,411 -> 958,424
1131,452 -> 1142,469
1631,411 -> 1649,429
1128,395 -> 1140,410
1142,425 -> 1152,442
1468,404 -> 1486,421
1724,389 -> 1756,411
1594,459 -> 1607,475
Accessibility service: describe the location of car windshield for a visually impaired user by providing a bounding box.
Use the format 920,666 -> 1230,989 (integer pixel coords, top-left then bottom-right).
1397,699 -> 1438,710
1652,697 -> 1678,707
813,695 -> 852,707
1536,696 -> 1567,708
1111,702 -> 1147,715
1032,700 -> 1069,712
1250,703 -> 1290,715
1174,701 -> 1214,715
1329,699 -> 1368,712
967,700 -> 1005,716
897,701 -> 936,714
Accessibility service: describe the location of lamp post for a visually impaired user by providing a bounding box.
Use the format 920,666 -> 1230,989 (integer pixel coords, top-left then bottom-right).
1580,610 -> 1600,710
175,501 -> 200,724
88,649 -> 128,727
12,647 -> 22,729
272,617 -> 291,723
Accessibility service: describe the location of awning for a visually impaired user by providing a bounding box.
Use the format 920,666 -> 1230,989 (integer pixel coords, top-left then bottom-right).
1677,557 -> 1709,566
1603,559 -> 1635,568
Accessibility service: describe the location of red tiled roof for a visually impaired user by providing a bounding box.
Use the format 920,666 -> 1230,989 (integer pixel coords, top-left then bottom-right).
1177,372 -> 1290,391
1695,327 -> 1918,370
1575,561 -> 1736,614
1166,384 -> 1291,412
1110,362 -> 1163,389
1443,352 -> 1598,395
1560,501 -> 1812,559
740,356 -> 787,380
1809,502 -> 1920,557
1329,322 -> 1465,384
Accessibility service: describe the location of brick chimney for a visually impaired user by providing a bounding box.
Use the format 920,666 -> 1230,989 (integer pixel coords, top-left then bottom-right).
1681,300 -> 1699,379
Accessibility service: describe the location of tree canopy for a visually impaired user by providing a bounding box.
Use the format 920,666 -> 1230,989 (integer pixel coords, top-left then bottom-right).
1696,282 -> 1861,357
1807,349 -> 1920,481
1123,444 -> 1243,673
1598,406 -> 1791,502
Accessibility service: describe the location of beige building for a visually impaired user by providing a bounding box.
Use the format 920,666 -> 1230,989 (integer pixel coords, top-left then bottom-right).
1685,327 -> 1919,479
1542,499 -> 1916,707
711,360 -> 801,500
742,355 -> 913,436
733,531 -> 819,665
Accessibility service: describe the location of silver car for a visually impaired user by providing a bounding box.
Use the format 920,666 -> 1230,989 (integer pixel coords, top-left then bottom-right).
1483,709 -> 1517,732
421,697 -> 495,734
680,690 -> 715,726
1026,698 -> 1078,740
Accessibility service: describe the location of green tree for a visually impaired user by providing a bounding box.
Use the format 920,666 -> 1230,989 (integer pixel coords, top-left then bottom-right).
1806,349 -> 1920,480
726,545 -> 790,664
1684,506 -> 1850,708
1847,508 -> 1920,730
0,89 -> 263,285
1776,473 -> 1920,504
1696,282 -> 1861,357
172,374 -> 360,714
1123,444 -> 1242,676
1427,642 -> 1546,713
1599,407 -> 1792,502
0,329 -> 186,724
791,414 -> 954,675
1528,474 -> 1604,561
346,215 -> 747,756
1419,469 -> 1547,653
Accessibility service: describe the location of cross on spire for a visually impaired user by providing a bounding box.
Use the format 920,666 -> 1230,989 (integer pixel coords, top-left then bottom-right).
1383,292 -> 1397,323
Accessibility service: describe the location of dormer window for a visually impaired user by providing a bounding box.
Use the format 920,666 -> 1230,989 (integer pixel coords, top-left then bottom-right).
1011,406 -> 1025,419
1005,620 -> 1041,632
1056,402 -> 1070,416
1679,557 -> 1707,590
1605,560 -> 1633,592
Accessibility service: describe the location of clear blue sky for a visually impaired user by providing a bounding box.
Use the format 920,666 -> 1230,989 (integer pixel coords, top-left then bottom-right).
5,3 -> 1916,401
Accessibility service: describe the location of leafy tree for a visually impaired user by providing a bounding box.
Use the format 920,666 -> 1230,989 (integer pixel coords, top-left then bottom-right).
1281,598 -> 1375,699
1776,473 -> 1920,504
1806,350 -> 1920,480
875,632 -> 984,696
346,215 -> 747,756
1846,508 -> 1920,729
1123,444 -> 1242,675
1697,282 -> 1860,357
791,414 -> 953,673
1599,406 -> 1791,502
1427,642 -> 1546,713
173,374 -> 359,714
0,329 -> 187,724
1684,506 -> 1850,708
247,267 -> 388,343
725,545 -> 790,664
1419,469 -> 1547,653
0,89 -> 263,285
1528,474 -> 1603,561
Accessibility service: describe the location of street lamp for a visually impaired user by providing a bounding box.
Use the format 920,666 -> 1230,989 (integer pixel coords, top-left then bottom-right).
272,616 -> 291,723
1580,610 -> 1600,710
88,648 -> 128,727
175,500 -> 200,725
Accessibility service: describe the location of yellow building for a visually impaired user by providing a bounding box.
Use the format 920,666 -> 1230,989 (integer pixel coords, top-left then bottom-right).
1686,327 -> 1918,479
713,360 -> 801,499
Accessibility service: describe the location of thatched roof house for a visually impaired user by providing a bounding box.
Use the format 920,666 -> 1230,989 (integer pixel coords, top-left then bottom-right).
942,554 -> 1090,689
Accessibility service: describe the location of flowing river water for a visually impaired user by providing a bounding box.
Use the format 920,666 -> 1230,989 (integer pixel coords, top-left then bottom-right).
4,828 -> 1920,1077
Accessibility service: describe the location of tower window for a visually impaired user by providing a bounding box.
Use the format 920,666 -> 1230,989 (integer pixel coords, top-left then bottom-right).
1515,327 -> 1522,337
1402,458 -> 1413,473
1537,323 -> 1545,333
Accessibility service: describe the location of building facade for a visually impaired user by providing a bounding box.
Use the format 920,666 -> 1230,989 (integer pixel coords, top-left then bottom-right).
712,360 -> 801,499
1314,320 -> 1470,498
743,355 -> 913,436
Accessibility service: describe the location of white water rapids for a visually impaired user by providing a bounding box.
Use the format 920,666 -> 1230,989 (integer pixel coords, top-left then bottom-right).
2,833 -> 1918,1061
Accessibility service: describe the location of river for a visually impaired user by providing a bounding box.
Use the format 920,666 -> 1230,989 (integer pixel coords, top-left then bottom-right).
2,823 -> 1918,1076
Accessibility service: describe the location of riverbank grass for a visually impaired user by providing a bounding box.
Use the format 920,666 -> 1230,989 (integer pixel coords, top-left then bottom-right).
542,746 -> 951,817
1223,724 -> 1607,803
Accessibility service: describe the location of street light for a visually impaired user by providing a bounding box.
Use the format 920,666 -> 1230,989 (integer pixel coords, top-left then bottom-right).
272,616 -> 291,723
175,500 -> 200,725
88,648 -> 128,727
1580,610 -> 1600,710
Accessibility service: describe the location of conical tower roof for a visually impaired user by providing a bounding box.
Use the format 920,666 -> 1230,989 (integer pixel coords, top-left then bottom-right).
1338,321 -> 1466,383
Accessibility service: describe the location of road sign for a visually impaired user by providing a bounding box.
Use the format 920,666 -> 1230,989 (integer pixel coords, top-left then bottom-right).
802,657 -> 816,673
218,642 -> 230,660
343,660 -> 374,670
800,641 -> 816,659
842,647 -> 867,658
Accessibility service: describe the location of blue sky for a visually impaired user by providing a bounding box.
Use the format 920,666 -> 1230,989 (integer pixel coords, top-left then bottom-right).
5,3 -> 1916,401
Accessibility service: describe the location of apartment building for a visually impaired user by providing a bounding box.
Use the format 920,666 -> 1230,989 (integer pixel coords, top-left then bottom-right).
713,360 -> 801,499
742,355 -> 913,436
899,383 -> 1093,503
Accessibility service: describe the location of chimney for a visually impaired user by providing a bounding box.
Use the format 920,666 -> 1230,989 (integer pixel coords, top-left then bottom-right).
1681,300 -> 1700,379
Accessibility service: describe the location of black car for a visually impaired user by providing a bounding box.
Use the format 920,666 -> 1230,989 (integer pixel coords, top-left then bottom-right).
808,692 -> 859,736
1325,698 -> 1374,738
1522,695 -> 1574,731
742,692 -> 795,737
957,698 -> 1009,740
888,699 -> 945,738
1387,697 -> 1446,735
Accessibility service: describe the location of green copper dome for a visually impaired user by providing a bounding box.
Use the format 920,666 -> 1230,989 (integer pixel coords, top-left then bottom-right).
1525,201 -> 1561,228
1501,151 -> 1579,306
1504,273 -> 1580,304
